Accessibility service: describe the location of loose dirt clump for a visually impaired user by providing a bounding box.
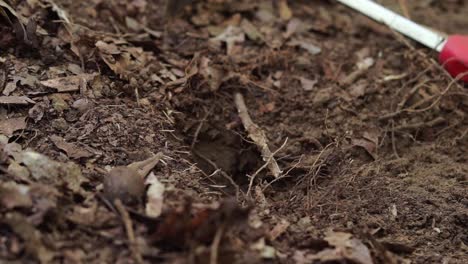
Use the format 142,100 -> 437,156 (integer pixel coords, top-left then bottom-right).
0,0 -> 467,263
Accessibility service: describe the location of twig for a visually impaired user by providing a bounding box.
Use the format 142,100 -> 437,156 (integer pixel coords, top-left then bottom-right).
193,149 -> 241,199
393,116 -> 445,131
246,138 -> 288,198
261,155 -> 304,192
391,120 -> 400,158
191,106 -> 213,149
234,93 -> 282,178
397,79 -> 429,110
210,222 -> 226,264
340,67 -> 368,86
114,199 -> 143,264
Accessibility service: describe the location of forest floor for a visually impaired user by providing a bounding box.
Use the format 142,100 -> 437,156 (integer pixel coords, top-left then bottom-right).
0,0 -> 467,263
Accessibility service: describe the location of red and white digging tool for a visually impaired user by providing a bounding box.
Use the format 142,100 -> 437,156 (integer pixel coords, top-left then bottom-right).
336,0 -> 468,82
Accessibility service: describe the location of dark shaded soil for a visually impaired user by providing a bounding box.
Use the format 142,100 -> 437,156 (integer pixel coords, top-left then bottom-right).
0,0 -> 467,263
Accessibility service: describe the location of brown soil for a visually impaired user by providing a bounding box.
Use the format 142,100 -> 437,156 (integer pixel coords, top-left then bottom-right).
0,0 -> 467,263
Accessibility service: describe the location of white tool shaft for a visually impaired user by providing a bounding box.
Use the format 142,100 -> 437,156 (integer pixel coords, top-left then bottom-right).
336,0 -> 447,51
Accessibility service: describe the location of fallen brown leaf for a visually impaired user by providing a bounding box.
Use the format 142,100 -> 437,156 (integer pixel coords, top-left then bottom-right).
0,182 -> 32,209
2,213 -> 55,263
0,116 -> 27,136
278,0 -> 293,21
0,95 -> 35,105
40,74 -> 97,92
50,135 -> 93,159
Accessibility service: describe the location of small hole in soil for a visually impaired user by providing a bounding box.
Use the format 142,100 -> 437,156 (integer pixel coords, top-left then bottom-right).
191,125 -> 262,186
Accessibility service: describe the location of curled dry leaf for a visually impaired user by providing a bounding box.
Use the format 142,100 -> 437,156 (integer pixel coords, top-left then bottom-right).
199,57 -> 224,91
212,26 -> 245,56
40,73 -> 98,92
299,77 -> 318,91
145,172 -> 165,218
352,138 -> 377,159
45,0 -> 71,24
322,231 -> 373,264
95,41 -> 121,55
269,219 -> 290,241
284,18 -> 307,39
0,0 -> 18,24
50,135 -> 93,159
65,203 -> 115,227
96,40 -> 151,80
240,18 -> 264,43
28,102 -> 46,123
352,128 -> 380,159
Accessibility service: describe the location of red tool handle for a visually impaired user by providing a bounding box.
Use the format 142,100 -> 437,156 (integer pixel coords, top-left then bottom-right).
439,35 -> 468,82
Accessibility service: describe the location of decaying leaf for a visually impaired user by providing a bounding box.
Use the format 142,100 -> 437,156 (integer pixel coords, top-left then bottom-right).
20,151 -> 86,193
299,77 -> 317,91
96,40 -> 151,80
0,0 -> 18,24
289,39 -> 322,55
28,102 -> 46,123
40,74 -> 97,92
284,18 -> 307,39
310,232 -> 373,264
240,18 -> 264,43
2,213 -> 55,263
1,137 -> 23,161
352,138 -> 377,159
0,182 -> 32,209
95,40 -> 120,55
50,135 -> 93,159
145,172 -> 165,218
212,26 -> 245,56
8,160 -> 30,180
352,129 -> 380,159
199,57 -> 224,91
278,0 -> 293,21
65,203 -> 115,227
0,116 -> 27,136
269,219 -> 290,241
251,238 -> 277,259
44,0 -> 71,24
